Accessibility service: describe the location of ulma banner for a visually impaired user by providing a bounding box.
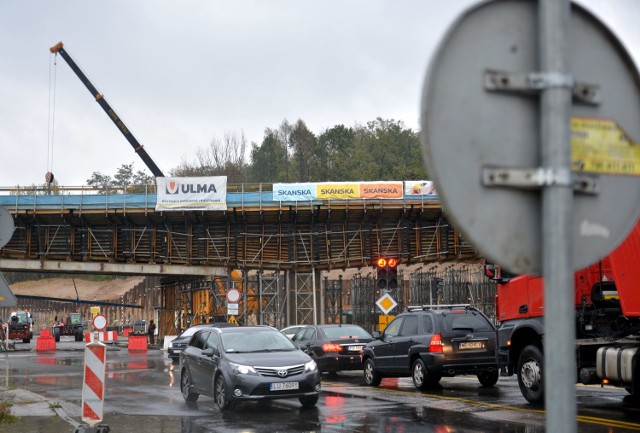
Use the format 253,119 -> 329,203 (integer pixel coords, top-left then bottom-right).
156,177 -> 227,211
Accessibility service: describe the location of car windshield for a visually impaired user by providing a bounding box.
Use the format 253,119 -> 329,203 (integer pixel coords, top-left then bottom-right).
14,312 -> 29,324
322,325 -> 371,339
222,330 -> 297,353
180,327 -> 203,339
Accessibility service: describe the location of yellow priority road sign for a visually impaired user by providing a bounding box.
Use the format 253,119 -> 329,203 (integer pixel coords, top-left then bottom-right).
376,293 -> 397,315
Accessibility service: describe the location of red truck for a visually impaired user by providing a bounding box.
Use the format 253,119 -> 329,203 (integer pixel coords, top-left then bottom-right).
486,221 -> 640,404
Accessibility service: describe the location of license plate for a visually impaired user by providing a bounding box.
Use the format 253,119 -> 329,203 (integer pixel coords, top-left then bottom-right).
459,341 -> 484,350
270,382 -> 299,391
348,345 -> 364,352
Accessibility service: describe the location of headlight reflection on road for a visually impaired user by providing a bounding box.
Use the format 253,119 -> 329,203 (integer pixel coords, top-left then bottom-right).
168,362 -> 175,387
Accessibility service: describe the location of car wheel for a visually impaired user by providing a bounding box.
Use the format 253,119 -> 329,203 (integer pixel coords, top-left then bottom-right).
363,358 -> 382,386
299,394 -> 319,408
214,375 -> 236,411
412,358 -> 440,390
517,345 -> 544,405
180,369 -> 199,402
477,369 -> 499,387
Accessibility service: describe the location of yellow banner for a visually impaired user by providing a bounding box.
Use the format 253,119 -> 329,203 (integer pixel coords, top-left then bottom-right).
572,117 -> 640,176
316,183 -> 359,199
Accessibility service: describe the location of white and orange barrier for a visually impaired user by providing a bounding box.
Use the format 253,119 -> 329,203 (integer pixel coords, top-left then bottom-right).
84,331 -> 119,343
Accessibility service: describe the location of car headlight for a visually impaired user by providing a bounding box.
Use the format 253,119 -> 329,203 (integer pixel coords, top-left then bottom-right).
304,359 -> 317,372
230,362 -> 257,375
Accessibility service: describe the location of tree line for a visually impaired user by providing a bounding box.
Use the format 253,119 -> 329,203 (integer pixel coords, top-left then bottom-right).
88,117 -> 428,188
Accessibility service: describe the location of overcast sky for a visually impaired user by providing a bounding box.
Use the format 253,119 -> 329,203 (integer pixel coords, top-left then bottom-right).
0,1 -> 637,187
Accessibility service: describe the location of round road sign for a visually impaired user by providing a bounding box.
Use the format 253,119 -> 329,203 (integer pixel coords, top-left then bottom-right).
226,288 -> 241,303
92,314 -> 107,331
421,0 -> 640,274
0,207 -> 15,250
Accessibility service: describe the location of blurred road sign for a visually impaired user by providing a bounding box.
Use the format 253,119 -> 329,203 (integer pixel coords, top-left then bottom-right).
0,207 -> 14,249
226,288 -> 241,303
0,273 -> 17,307
227,303 -> 239,315
421,0 -> 640,275
92,314 -> 107,331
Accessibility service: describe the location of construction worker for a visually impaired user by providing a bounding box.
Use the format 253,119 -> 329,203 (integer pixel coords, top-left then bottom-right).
147,320 -> 156,345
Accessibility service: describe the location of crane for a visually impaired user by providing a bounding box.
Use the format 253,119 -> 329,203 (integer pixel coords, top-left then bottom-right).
49,42 -> 165,178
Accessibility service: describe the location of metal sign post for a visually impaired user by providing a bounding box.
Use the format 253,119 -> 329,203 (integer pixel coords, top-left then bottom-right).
539,1 -> 575,431
421,1 -> 640,432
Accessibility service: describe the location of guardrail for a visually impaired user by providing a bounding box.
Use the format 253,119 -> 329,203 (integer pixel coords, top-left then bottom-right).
0,183 -> 439,212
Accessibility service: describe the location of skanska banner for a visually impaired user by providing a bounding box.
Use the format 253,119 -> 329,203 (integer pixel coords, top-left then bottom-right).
156,177 -> 227,211
273,181 -> 404,201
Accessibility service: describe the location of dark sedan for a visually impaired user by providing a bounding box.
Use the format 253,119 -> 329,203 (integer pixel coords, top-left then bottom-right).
291,324 -> 373,374
168,322 -> 236,363
180,326 -> 321,410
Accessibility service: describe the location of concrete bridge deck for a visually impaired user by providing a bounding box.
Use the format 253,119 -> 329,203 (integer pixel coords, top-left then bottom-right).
0,185 -> 478,275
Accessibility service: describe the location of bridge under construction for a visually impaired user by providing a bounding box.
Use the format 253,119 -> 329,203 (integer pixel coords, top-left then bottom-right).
0,184 -> 482,336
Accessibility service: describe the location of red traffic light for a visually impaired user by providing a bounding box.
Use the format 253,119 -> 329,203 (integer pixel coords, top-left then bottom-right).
376,257 -> 399,268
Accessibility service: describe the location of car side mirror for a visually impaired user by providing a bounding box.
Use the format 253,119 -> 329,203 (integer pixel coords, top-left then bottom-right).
372,331 -> 381,339
202,347 -> 219,357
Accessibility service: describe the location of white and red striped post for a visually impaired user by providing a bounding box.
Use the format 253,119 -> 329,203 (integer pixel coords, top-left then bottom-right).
81,341 -> 106,425
82,313 -> 108,426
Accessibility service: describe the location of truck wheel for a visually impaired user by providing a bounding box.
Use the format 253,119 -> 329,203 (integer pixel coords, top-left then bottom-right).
477,369 -> 499,387
23,338 -> 30,344
517,345 -> 544,405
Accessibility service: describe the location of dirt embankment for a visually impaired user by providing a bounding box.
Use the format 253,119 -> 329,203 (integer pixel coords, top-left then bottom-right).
10,276 -> 145,301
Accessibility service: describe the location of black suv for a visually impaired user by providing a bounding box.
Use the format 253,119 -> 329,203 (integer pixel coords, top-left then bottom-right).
361,304 -> 499,390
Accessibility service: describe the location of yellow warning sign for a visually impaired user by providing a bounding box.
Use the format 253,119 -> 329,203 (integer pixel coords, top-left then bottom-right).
228,315 -> 237,325
571,117 -> 640,176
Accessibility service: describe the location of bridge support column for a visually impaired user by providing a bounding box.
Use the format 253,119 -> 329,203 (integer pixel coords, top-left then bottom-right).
284,269 -> 324,326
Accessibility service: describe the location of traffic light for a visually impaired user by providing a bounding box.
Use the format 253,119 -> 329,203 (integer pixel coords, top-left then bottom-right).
376,257 -> 399,290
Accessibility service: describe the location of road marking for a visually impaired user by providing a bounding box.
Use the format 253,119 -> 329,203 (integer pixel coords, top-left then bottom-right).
322,382 -> 640,431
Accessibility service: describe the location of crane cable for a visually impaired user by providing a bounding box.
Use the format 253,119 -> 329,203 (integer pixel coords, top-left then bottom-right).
46,52 -> 58,187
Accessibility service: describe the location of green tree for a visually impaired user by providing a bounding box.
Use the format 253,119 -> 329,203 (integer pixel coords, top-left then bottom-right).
249,129 -> 288,183
318,124 -> 356,181
86,172 -> 113,192
86,163 -> 154,193
346,118 -> 426,181
290,120 -> 318,181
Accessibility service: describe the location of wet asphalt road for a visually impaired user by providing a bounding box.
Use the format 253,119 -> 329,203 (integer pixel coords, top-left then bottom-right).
1,338 -> 640,432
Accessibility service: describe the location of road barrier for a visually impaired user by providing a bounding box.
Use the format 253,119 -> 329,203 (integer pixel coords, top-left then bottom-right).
82,340 -> 106,426
85,331 -> 119,343
36,329 -> 56,351
128,335 -> 148,351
